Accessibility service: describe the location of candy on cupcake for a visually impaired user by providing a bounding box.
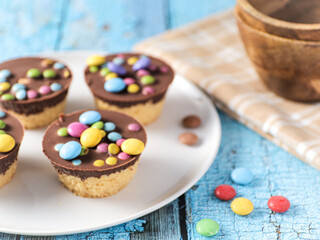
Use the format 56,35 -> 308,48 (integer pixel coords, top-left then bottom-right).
0,110 -> 24,188
42,109 -> 147,198
0,57 -> 72,129
84,53 -> 174,125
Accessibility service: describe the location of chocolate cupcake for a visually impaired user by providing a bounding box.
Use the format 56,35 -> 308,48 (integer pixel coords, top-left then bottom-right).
0,110 -> 24,188
0,57 -> 72,129
42,109 -> 147,198
84,53 -> 174,125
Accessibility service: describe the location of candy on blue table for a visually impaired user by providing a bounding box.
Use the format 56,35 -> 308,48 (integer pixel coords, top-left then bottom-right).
231,167 -> 253,185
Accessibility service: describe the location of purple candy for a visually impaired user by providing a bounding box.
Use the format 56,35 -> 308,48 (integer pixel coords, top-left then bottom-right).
128,123 -> 141,132
107,62 -> 126,75
116,138 -> 125,146
118,152 -> 130,160
27,90 -> 38,99
39,85 -> 51,95
67,122 -> 88,138
160,66 -> 169,73
97,143 -> 109,153
137,69 -> 150,77
123,78 -> 135,85
142,86 -> 155,95
132,57 -> 151,71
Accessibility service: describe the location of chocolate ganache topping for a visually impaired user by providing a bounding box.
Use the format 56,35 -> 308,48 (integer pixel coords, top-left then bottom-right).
43,109 -> 147,179
0,57 -> 72,115
84,53 -> 174,107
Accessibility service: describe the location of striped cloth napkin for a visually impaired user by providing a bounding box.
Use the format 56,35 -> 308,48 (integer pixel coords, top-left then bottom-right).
134,10 -> 320,170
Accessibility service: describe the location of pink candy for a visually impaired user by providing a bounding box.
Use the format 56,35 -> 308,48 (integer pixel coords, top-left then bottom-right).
97,143 -> 109,153
123,78 -> 135,85
67,122 -> 88,138
160,66 -> 169,73
142,86 -> 155,95
39,85 -> 51,95
118,152 -> 130,160
27,90 -> 38,99
116,138 -> 125,146
137,69 -> 150,77
128,123 -> 141,131
148,65 -> 157,72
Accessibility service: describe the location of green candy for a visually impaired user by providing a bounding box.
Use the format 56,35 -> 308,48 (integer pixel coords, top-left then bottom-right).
100,67 -> 110,76
57,127 -> 68,137
91,121 -> 104,129
141,75 -> 155,85
80,146 -> 89,156
43,69 -> 57,78
0,120 -> 6,129
89,66 -> 99,73
0,130 -> 5,134
196,219 -> 219,237
27,68 -> 42,78
1,93 -> 14,101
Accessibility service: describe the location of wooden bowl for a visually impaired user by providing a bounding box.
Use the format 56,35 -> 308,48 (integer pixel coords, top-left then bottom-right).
237,0 -> 320,41
236,9 -> 320,102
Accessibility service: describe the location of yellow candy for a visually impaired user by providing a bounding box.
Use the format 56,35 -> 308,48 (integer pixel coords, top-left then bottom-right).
100,130 -> 106,138
105,72 -> 118,81
106,157 -> 117,166
86,55 -> 106,66
80,128 -> 102,148
0,134 -> 15,153
127,84 -> 140,93
108,143 -> 120,155
231,197 -> 254,216
93,159 -> 105,167
0,82 -> 11,91
121,138 -> 145,155
127,57 -> 138,65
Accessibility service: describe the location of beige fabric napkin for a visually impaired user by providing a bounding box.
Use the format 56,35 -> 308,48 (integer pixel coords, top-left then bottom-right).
134,10 -> 320,170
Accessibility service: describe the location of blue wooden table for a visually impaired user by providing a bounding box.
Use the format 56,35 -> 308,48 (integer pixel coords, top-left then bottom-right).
1,0 -> 320,239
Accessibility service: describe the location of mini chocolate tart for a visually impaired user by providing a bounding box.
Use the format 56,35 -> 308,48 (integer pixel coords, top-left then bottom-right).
0,57 -> 72,129
84,53 -> 174,125
42,109 -> 147,198
0,110 -> 24,188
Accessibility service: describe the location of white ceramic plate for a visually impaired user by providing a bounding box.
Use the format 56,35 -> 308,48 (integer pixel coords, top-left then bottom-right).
0,51 -> 221,235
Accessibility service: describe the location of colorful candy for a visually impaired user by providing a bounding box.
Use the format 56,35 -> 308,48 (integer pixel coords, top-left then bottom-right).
80,146 -> 89,156
72,159 -> 82,166
100,130 -> 106,138
67,122 -> 88,138
108,143 -> 120,155
118,152 -> 130,160
79,110 -> 101,125
97,143 -> 108,153
121,138 -> 144,155
104,78 -> 126,93
27,90 -> 38,99
89,66 -> 99,73
113,57 -> 125,65
160,66 -> 169,73
50,83 -> 62,92
106,157 -> 117,165
104,122 -> 116,131
54,143 -> 64,151
107,132 -> 122,142
231,197 -> 254,216
107,62 -> 126,75
214,185 -> 236,201
1,94 -> 14,101
0,111 -> 6,118
0,134 -> 15,153
91,121 -> 104,129
105,72 -> 118,81
41,59 -> 54,67
27,68 -> 41,78
43,69 -> 57,78
53,62 -> 65,69
196,219 -> 219,237
123,78 -> 135,85
231,168 -> 253,185
15,89 -> 27,100
0,130 -> 5,134
86,55 -> 106,66
39,85 -> 51,95
128,123 -> 141,131
11,83 -> 25,93
0,69 -> 11,79
100,68 -> 110,76
132,57 -> 151,71
141,75 -> 155,85
0,82 -> 11,91
116,138 -> 125,146
93,159 -> 105,167
268,196 -> 290,213
142,86 -> 155,95
64,70 -> 70,78
59,141 -> 82,160
57,127 -> 68,137
137,69 -> 150,77
0,120 -> 6,129
127,57 -> 138,65
80,128 -> 102,148
127,84 -> 140,93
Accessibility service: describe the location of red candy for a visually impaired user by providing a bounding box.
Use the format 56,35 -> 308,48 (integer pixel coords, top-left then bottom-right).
214,185 -> 236,201
268,196 -> 290,213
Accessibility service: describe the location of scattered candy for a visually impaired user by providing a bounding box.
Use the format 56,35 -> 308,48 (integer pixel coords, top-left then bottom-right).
72,159 -> 82,166
16,89 -> 27,100
1,94 -> 14,101
106,156 -> 117,165
59,141 -> 82,160
268,196 -> 290,213
123,78 -> 135,85
86,55 -> 106,66
80,146 -> 89,156
0,134 -> 15,153
97,143 -> 108,153
116,138 -> 125,146
39,85 -> 51,95
27,90 -> 38,99
80,128 -> 102,148
11,83 -> 26,93
214,185 -> 236,201
108,143 -> 120,155
93,159 -> 105,167
108,132 -> 122,142
128,123 -> 141,131
100,67 -> 110,76
182,115 -> 201,128
105,72 -> 118,81
0,69 -> 11,79
50,83 -> 62,92
121,138 -> 144,155
113,57 -> 125,65
43,69 -> 57,78
196,219 -> 219,237
0,111 -> 6,118
54,143 -> 64,152
127,84 -> 140,93
57,127 -> 68,137
104,77 -> 126,93
137,69 -> 150,77
127,57 -> 138,65
89,66 -> 99,73
79,110 -> 101,125
67,122 -> 88,138
231,168 -> 253,185
0,120 -> 6,129
133,57 -> 151,71
0,82 -> 11,91
141,75 -> 155,85
91,121 -> 104,129
179,132 -> 198,146
53,62 -> 65,69
142,86 -> 155,95
231,197 -> 254,216
118,152 -> 130,160
104,122 -> 116,131
27,68 -> 41,78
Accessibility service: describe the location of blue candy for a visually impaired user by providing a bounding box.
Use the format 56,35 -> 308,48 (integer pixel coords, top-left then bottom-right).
104,122 -> 116,131
231,168 -> 254,185
0,77 -> 7,83
54,143 -> 64,151
107,132 -> 122,142
104,78 -> 126,93
132,57 -> 151,71
101,62 -> 109,68
107,62 -> 126,75
0,111 -> 6,118
15,89 -> 27,100
11,83 -> 26,93
50,83 -> 62,92
0,69 -> 11,79
72,159 -> 82,166
59,141 -> 82,160
112,57 -> 125,65
79,110 -> 101,125
53,62 -> 65,69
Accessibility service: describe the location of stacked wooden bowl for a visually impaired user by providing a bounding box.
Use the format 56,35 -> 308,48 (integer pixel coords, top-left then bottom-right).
236,0 -> 320,102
